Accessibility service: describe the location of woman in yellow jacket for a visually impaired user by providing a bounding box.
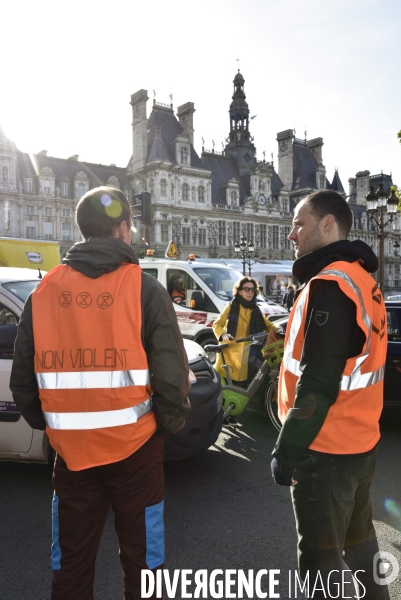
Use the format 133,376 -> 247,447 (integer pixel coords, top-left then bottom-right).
213,276 -> 277,426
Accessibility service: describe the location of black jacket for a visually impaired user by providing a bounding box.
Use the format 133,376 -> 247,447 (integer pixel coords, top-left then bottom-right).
10,238 -> 191,434
273,240 -> 378,467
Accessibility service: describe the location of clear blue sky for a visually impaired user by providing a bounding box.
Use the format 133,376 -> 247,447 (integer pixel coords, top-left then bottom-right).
2,0 -> 400,190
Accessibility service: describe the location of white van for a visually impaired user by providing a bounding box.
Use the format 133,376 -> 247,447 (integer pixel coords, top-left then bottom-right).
139,257 -> 288,353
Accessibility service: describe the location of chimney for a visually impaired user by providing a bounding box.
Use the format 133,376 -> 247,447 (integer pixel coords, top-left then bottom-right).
276,129 -> 294,191
355,170 -> 370,205
177,102 -> 195,146
130,89 -> 149,172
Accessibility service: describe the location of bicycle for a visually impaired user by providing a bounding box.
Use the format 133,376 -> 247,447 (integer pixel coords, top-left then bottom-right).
204,331 -> 284,431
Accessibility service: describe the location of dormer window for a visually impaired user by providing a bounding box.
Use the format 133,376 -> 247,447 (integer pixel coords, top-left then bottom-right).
180,147 -> 188,165
43,179 -> 51,195
25,178 -> 32,193
61,182 -> 69,197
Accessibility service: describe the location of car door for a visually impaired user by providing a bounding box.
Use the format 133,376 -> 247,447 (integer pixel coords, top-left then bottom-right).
385,304 -> 401,407
0,297 -> 34,454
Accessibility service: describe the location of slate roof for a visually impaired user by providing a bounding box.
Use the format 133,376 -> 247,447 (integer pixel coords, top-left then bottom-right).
201,153 -> 247,204
331,170 -> 345,193
146,105 -> 206,170
369,173 -> 393,193
271,171 -> 284,195
292,141 -> 318,191
17,152 -> 130,191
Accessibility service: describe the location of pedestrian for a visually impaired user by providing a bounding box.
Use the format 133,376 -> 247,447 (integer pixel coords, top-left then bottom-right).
213,276 -> 278,426
281,285 -> 295,310
10,186 -> 191,600
271,190 -> 389,599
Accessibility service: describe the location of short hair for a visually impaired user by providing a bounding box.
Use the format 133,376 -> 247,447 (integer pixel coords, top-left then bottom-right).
76,186 -> 132,239
304,190 -> 353,238
233,276 -> 260,297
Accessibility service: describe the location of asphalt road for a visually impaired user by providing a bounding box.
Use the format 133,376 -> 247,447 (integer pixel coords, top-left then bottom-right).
1,410 -> 400,600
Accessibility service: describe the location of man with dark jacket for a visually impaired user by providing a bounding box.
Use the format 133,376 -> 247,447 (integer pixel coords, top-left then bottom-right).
282,285 -> 295,310
271,190 -> 389,600
10,186 -> 191,600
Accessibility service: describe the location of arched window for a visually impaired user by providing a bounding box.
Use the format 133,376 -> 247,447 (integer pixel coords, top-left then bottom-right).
171,183 -> 175,198
180,147 -> 188,165
148,178 -> 155,194
192,186 -> 196,200
160,179 -> 167,197
182,183 -> 189,201
231,191 -> 237,205
3,167 -> 8,183
198,186 -> 205,202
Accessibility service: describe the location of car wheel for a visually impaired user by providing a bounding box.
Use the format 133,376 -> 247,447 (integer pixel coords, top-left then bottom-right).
265,377 -> 282,431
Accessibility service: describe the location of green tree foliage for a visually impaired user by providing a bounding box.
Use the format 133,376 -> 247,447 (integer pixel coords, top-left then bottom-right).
391,185 -> 401,211
398,130 -> 401,143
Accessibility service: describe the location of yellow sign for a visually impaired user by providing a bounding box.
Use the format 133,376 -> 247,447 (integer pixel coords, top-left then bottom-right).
165,240 -> 180,259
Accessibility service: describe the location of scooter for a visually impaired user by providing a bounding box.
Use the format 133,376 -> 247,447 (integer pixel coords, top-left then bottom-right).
204,332 -> 284,431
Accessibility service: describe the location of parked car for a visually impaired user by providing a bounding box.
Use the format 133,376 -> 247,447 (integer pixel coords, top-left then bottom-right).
265,300 -> 401,429
0,268 -> 223,464
384,300 -> 401,410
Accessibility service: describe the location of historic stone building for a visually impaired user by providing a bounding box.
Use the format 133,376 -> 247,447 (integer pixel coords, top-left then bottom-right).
128,72 -> 345,261
1,71 -> 400,289
347,170 -> 401,290
0,125 -> 131,258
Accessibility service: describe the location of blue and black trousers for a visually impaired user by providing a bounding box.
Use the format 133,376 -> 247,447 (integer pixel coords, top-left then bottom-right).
51,432 -> 164,600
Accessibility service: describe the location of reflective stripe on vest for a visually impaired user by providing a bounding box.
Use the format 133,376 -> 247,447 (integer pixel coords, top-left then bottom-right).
44,397 -> 153,430
36,369 -> 150,390
283,268 -> 383,391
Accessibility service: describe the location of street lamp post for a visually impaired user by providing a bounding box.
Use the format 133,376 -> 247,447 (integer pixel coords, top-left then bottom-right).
234,235 -> 255,276
366,184 -> 399,292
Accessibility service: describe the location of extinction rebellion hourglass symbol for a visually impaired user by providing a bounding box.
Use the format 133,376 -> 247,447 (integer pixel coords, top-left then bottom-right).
76,292 -> 92,308
59,291 -> 72,308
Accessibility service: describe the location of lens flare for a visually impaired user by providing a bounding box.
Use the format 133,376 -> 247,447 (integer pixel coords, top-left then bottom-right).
384,498 -> 401,532
101,194 -> 112,207
105,200 -> 123,218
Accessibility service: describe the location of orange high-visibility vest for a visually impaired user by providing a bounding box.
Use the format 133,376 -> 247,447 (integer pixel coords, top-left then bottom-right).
278,260 -> 387,454
31,263 -> 157,470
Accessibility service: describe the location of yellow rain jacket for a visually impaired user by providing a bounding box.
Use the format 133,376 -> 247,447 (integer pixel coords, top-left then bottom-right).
213,303 -> 276,381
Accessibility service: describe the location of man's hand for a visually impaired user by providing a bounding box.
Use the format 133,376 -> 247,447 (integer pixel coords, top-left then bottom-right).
271,458 -> 297,486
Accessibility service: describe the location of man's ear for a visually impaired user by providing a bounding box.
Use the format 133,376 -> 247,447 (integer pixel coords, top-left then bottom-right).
322,214 -> 335,232
118,221 -> 131,239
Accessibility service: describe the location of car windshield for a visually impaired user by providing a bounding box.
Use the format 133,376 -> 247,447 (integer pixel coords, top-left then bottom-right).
2,280 -> 41,303
193,267 -> 244,300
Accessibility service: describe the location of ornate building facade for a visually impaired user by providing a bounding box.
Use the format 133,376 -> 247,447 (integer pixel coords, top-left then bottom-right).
128,73 -> 340,261
1,72 -> 400,289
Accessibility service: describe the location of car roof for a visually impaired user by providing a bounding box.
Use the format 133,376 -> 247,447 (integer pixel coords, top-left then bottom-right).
0,267 -> 44,283
139,258 -> 239,270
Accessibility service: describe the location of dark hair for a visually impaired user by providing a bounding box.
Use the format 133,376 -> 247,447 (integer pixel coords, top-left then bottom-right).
233,276 -> 260,296
304,190 -> 353,238
76,186 -> 132,239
